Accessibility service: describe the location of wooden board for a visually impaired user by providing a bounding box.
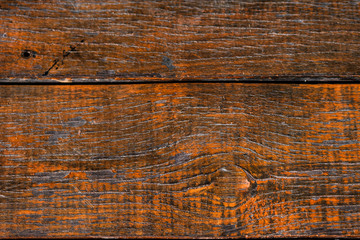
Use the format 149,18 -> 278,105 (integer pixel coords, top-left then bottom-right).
0,83 -> 359,238
1,0 -> 360,82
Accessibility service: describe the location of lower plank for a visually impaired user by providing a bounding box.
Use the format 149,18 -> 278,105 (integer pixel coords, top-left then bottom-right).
0,83 -> 359,238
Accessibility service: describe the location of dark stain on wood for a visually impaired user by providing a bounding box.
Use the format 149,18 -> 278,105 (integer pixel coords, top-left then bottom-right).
162,56 -> 176,71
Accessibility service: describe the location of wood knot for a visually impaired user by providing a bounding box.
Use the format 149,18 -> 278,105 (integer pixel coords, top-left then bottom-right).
21,49 -> 36,59
185,164 -> 257,200
208,165 -> 257,198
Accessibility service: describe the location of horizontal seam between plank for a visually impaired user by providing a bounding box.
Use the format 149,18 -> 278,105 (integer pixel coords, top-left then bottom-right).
0,75 -> 360,85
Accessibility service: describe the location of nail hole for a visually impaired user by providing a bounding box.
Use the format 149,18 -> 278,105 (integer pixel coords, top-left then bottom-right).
21,50 -> 36,59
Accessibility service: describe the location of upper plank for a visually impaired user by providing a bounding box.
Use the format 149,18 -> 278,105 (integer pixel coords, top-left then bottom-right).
1,0 -> 359,82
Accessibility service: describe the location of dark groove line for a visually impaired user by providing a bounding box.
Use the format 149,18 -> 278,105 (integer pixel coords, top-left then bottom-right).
0,76 -> 360,85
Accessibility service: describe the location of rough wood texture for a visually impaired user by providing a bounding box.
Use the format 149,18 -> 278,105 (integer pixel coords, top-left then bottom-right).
0,83 -> 359,238
1,0 -> 360,82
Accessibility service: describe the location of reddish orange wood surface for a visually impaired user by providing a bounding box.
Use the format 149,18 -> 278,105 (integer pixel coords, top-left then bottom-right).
1,0 -> 359,82
1,0 -> 360,238
0,84 -> 359,238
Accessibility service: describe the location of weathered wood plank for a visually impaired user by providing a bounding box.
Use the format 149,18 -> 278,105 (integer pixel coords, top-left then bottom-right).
1,0 -> 359,82
0,83 -> 359,238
